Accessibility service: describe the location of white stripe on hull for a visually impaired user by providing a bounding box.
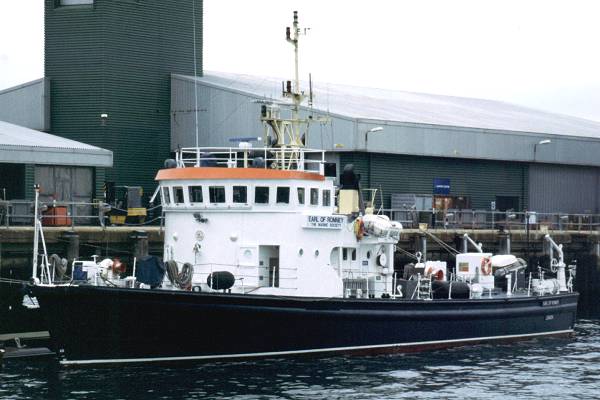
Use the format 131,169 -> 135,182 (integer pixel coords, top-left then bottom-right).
60,329 -> 574,366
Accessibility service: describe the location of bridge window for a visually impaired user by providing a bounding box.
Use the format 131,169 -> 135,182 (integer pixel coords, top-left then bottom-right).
322,190 -> 331,207
233,186 -> 247,203
297,187 -> 305,205
188,186 -> 203,203
255,186 -> 270,204
209,186 -> 226,203
162,187 -> 171,205
276,187 -> 290,204
173,186 -> 185,204
310,188 -> 319,205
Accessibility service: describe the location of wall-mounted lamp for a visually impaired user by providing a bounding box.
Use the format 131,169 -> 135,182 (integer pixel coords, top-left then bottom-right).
365,126 -> 384,150
533,139 -> 552,161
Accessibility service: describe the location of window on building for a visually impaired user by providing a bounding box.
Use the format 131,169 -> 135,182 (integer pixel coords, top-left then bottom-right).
209,186 -> 226,203
188,186 -> 203,203
162,187 -> 171,205
297,187 -> 305,205
255,186 -> 269,204
310,188 -> 319,205
59,0 -> 94,5
233,186 -> 247,203
173,186 -> 185,204
322,190 -> 331,207
276,187 -> 290,204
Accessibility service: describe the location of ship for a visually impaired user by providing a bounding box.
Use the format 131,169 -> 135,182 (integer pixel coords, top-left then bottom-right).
31,11 -> 578,366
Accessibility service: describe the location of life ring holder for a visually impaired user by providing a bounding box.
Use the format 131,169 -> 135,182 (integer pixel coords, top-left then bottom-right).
481,256 -> 492,275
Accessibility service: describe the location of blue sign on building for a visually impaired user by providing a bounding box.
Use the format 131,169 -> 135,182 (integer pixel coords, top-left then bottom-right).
433,178 -> 451,195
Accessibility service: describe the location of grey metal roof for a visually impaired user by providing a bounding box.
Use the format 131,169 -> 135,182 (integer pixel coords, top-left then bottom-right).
192,71 -> 600,139
0,120 -> 113,167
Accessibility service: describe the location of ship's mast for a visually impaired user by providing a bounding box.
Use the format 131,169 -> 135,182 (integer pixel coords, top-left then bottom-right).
286,10 -> 304,131
261,11 -> 310,150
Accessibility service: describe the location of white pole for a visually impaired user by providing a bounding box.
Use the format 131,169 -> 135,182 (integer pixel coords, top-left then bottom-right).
192,0 -> 200,165
32,185 -> 40,281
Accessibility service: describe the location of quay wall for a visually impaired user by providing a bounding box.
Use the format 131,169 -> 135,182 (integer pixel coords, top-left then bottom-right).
1,227 -> 599,336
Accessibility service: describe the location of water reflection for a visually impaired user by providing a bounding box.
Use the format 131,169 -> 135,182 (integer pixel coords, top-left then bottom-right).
1,320 -> 598,400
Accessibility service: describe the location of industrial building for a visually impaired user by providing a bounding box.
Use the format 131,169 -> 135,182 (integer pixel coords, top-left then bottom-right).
0,82 -> 112,205
0,0 -> 202,203
1,0 -> 599,220
171,72 -> 600,215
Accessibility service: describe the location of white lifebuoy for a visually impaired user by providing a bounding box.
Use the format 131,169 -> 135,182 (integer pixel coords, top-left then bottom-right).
481,257 -> 492,275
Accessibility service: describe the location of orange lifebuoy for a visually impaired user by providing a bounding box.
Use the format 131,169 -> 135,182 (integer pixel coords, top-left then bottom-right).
481,256 -> 492,275
354,218 -> 365,240
425,267 -> 444,281
112,257 -> 125,274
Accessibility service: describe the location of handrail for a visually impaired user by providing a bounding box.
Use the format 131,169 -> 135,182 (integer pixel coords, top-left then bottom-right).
0,199 -> 162,228
380,208 -> 600,231
175,146 -> 326,175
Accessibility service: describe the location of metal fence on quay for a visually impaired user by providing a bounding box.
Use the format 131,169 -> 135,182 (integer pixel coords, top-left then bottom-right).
1,199 -> 599,232
0,200 -> 163,228
381,209 -> 600,231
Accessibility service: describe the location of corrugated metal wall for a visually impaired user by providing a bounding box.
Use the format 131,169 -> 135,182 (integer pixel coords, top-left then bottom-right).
24,165 -> 35,200
340,152 -> 528,210
171,76 -> 357,151
0,79 -> 50,131
45,0 -> 203,198
529,164 -> 600,213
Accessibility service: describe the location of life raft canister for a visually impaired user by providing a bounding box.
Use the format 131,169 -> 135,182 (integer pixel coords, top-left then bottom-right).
480,256 -> 492,275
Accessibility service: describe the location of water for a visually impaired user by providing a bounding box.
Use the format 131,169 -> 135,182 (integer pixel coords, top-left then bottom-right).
2,320 -> 600,400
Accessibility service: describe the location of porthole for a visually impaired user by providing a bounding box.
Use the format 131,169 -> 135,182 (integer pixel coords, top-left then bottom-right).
314,249 -> 320,257
299,248 -> 304,256
366,251 -> 371,259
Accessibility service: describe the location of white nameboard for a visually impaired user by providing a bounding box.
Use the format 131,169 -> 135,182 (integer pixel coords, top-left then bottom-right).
303,215 -> 344,229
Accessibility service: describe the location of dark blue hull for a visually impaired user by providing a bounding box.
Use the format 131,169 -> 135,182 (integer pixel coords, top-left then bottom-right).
33,285 -> 578,365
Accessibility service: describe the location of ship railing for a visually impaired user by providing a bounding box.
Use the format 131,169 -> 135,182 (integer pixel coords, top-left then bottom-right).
342,269 -> 393,299
176,146 -> 327,175
380,208 -> 600,231
190,262 -> 298,291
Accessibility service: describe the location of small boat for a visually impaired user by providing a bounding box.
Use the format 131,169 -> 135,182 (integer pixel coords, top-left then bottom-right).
31,11 -> 578,366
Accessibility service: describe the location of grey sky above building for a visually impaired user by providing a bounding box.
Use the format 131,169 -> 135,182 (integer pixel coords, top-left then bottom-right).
1,0 -> 600,122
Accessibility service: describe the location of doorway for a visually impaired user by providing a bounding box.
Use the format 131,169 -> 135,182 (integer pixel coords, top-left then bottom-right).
259,245 -> 279,287
495,196 -> 520,212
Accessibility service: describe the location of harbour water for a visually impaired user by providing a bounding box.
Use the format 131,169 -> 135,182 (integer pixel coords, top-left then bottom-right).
1,319 -> 599,399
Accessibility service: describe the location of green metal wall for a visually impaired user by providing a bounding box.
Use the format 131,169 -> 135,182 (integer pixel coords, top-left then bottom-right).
45,0 -> 203,199
24,165 -> 35,201
94,167 -> 106,202
340,152 -> 529,210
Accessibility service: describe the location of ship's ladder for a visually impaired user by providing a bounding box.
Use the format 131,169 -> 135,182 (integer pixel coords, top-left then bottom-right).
417,274 -> 432,300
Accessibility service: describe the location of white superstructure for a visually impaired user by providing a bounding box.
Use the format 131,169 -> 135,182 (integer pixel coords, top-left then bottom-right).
157,147 -> 400,298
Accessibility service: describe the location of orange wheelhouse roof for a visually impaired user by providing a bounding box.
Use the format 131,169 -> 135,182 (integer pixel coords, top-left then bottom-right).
155,167 -> 325,182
